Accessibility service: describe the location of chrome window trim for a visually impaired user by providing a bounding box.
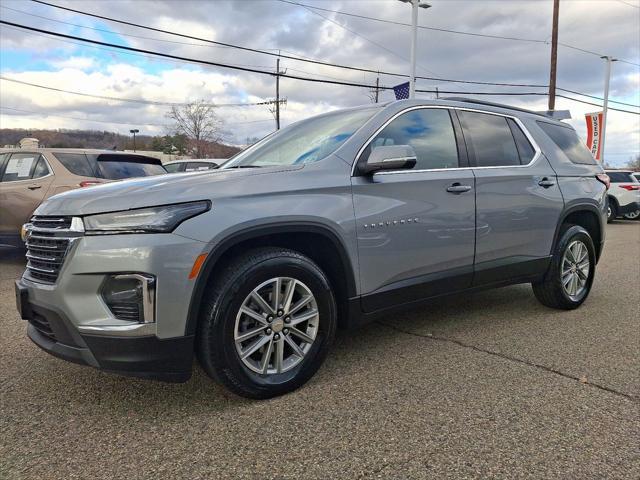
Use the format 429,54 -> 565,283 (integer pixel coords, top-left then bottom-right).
351,105 -> 542,177
0,152 -> 54,184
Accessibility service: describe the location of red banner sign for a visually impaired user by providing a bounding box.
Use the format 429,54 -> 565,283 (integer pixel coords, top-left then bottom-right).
585,112 -> 603,161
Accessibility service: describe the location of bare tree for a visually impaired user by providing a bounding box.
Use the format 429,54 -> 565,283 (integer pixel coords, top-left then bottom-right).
167,100 -> 222,157
626,154 -> 640,170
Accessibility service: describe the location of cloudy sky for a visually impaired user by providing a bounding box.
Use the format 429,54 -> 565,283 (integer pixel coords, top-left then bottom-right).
1,0 -> 638,165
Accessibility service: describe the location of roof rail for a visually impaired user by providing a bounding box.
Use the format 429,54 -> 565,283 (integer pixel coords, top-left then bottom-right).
443,97 -> 551,119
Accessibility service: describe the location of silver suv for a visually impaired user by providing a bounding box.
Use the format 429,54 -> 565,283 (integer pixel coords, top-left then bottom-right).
15,99 -> 608,399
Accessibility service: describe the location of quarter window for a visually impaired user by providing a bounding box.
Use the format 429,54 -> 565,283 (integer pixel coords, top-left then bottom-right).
537,121 -> 597,165
363,108 -> 459,170
458,111 -> 520,167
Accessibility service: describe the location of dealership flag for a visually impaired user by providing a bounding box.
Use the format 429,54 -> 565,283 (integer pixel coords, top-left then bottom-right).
585,112 -> 604,161
393,82 -> 410,100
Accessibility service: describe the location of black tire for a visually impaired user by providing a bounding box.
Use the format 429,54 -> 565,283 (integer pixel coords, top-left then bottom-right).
532,225 -> 596,310
196,247 -> 337,399
606,198 -> 617,223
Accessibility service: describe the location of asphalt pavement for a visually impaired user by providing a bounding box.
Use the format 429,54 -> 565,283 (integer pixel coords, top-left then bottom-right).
1,222 -> 638,479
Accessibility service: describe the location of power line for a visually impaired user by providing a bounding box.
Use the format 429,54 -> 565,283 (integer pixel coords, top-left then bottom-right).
0,76 -> 285,108
0,20 -> 387,90
278,0 -> 640,68
614,0 -> 640,9
2,21 -> 638,115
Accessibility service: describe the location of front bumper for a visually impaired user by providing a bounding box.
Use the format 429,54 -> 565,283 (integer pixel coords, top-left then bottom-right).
17,232 -> 207,382
17,280 -> 194,382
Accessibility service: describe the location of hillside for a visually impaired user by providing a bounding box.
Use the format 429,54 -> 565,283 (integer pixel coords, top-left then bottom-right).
0,129 -> 241,158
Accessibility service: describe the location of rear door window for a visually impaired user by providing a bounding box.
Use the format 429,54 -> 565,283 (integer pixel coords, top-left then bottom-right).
53,153 -> 97,177
537,121 -> 597,165
31,157 -> 51,179
0,153 -> 42,182
507,118 -> 536,164
458,111 -> 520,167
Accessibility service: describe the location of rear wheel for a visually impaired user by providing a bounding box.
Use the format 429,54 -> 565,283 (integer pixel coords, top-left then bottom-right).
623,210 -> 640,220
532,225 -> 596,310
197,247 -> 336,399
607,199 -> 617,223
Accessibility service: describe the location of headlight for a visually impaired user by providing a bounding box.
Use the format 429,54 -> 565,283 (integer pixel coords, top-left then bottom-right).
84,201 -> 210,234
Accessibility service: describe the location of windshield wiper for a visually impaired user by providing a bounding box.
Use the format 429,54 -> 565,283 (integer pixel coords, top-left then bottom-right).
224,165 -> 263,169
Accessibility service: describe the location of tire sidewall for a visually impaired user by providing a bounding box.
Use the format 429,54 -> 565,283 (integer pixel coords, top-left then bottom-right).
550,226 -> 596,307
207,254 -> 336,398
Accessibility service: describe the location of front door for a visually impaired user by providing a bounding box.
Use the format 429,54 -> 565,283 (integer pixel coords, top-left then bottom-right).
351,107 -> 476,312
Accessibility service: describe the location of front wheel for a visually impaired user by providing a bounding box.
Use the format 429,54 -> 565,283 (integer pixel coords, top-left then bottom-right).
532,225 -> 596,310
197,247 -> 336,399
623,210 -> 640,220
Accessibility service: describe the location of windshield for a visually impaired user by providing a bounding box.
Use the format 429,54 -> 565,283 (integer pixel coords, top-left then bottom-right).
222,106 -> 380,168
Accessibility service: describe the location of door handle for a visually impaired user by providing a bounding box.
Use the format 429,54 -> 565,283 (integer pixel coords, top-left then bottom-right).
446,183 -> 472,194
27,185 -> 42,190
538,178 -> 555,188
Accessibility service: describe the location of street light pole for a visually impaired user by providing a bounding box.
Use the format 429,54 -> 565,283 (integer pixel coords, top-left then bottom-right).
600,56 -> 617,164
129,129 -> 139,152
399,0 -> 430,99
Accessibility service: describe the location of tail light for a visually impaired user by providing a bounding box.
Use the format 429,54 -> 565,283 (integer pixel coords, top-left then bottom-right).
619,184 -> 640,191
79,180 -> 103,188
596,173 -> 610,190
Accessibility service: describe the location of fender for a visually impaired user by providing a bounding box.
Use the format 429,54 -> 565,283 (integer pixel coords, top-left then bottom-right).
184,222 -> 357,336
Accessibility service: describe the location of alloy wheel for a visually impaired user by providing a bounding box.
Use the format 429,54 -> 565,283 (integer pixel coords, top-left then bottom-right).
234,277 -> 319,375
561,240 -> 590,300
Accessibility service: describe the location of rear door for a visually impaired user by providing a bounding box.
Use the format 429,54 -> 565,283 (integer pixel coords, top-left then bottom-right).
0,152 -> 55,237
457,110 -> 564,285
352,107 -> 476,311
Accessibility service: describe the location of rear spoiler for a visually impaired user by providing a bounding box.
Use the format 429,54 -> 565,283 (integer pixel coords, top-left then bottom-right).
96,153 -> 163,165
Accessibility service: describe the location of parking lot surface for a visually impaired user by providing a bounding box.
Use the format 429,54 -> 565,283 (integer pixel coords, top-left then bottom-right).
1,222 -> 638,479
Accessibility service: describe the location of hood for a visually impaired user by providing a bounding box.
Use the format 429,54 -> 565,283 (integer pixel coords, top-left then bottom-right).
36,165 -> 301,216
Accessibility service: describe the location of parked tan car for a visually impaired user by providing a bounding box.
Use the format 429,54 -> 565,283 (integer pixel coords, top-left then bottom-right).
0,148 -> 166,246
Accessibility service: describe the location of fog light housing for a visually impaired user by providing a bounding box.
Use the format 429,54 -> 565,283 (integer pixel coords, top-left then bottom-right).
101,274 -> 156,323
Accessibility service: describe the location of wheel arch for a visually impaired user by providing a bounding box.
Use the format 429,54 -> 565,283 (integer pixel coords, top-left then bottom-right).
553,203 -> 604,262
184,222 -> 357,335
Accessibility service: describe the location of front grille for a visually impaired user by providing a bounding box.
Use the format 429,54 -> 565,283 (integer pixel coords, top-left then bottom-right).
29,312 -> 57,342
31,215 -> 73,230
25,216 -> 78,284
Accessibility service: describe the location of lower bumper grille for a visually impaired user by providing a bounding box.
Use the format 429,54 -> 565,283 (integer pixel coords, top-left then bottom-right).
29,313 -> 56,342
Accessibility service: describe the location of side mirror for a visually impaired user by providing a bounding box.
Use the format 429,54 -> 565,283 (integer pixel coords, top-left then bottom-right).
360,145 -> 417,175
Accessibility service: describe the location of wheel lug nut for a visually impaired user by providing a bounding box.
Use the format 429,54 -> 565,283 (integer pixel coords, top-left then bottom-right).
284,316 -> 290,323
265,328 -> 272,335
274,333 -> 280,340
283,329 -> 289,335
277,310 -> 284,316
267,315 -> 274,322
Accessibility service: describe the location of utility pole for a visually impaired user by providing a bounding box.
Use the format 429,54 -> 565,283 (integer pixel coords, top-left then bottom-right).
399,0 -> 431,99
548,0 -> 560,111
375,74 -> 380,103
600,56 -> 617,164
276,57 -> 281,130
